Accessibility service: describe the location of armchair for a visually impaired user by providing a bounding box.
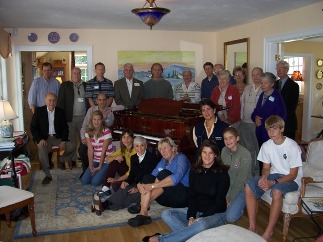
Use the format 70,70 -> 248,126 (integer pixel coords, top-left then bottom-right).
260,137 -> 323,241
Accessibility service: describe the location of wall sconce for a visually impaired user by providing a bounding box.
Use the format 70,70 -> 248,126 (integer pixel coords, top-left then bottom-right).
132,0 -> 170,30
0,99 -> 18,138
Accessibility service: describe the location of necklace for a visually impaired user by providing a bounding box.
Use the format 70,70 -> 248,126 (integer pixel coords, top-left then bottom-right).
203,167 -> 210,173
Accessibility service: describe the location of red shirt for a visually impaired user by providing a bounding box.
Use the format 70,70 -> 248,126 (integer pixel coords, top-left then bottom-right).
211,84 -> 241,125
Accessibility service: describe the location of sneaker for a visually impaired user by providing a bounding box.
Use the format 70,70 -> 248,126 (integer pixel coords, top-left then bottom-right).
42,176 -> 52,185
97,190 -> 111,202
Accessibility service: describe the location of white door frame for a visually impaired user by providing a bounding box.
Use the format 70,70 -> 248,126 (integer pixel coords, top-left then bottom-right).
13,45 -> 93,130
264,26 -> 323,141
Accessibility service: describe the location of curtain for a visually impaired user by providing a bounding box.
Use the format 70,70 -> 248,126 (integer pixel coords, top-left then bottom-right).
0,28 -> 11,59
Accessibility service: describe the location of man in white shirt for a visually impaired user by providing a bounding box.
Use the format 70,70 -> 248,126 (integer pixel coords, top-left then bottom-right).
30,93 -> 75,184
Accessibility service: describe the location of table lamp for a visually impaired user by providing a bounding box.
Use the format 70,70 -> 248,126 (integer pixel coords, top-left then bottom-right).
0,99 -> 18,138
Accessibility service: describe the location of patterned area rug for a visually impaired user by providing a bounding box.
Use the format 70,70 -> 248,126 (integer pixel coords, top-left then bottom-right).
14,168 -> 165,238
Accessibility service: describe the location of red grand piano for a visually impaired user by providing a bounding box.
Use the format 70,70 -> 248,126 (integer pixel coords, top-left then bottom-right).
113,98 -> 203,163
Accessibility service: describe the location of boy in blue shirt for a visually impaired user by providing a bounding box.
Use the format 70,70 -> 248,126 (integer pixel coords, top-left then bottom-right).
245,115 -> 303,241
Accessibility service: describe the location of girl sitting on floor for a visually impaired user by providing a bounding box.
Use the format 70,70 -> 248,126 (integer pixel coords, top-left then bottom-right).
80,110 -> 114,186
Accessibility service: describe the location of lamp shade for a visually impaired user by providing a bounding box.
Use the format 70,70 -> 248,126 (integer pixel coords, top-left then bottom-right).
0,100 -> 18,121
132,0 -> 170,30
291,71 -> 303,81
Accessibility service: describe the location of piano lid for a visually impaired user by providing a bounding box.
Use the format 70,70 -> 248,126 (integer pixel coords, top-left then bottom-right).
138,98 -> 184,116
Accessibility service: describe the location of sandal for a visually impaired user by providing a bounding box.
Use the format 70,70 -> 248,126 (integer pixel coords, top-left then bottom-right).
128,215 -> 152,227
142,233 -> 161,242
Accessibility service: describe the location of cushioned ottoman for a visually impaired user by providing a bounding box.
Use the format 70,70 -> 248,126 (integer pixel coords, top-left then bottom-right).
187,224 -> 266,242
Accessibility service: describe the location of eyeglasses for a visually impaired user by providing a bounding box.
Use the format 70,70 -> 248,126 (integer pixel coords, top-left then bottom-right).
235,73 -> 244,76
275,67 -> 286,71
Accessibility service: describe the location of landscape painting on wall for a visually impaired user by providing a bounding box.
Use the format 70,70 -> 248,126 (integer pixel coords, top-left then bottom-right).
234,52 -> 247,67
118,51 -> 195,88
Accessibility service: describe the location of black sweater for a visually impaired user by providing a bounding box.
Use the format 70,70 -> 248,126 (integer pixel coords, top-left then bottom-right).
125,151 -> 158,185
187,168 -> 230,219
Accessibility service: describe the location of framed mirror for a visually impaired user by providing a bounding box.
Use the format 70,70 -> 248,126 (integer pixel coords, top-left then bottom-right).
224,38 -> 249,78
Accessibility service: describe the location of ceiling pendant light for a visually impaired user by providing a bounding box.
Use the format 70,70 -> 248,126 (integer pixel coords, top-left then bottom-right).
132,0 -> 170,30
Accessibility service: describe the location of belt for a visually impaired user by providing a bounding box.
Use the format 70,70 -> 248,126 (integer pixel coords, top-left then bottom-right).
48,134 -> 56,137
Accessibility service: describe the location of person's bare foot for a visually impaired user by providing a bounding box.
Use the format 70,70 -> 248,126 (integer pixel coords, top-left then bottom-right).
248,226 -> 257,233
149,236 -> 158,242
262,232 -> 273,241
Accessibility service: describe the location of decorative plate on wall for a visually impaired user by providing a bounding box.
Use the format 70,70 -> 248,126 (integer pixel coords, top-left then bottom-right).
28,33 -> 38,42
316,83 -> 322,90
317,70 -> 323,79
317,59 -> 323,67
69,33 -> 79,42
48,32 -> 60,44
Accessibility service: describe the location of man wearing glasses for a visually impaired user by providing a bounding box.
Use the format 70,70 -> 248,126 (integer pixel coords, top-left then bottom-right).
275,60 -> 299,140
57,67 -> 88,169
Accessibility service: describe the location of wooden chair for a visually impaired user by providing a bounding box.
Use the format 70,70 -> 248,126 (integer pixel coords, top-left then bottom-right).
0,185 -> 37,237
259,137 -> 323,241
51,146 -> 61,169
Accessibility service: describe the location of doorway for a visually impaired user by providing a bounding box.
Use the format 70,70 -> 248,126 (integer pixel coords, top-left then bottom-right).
21,50 -> 90,160
13,45 -> 92,131
264,26 -> 323,141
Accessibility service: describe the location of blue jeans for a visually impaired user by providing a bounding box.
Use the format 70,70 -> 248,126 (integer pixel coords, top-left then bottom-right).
245,173 -> 299,198
225,191 -> 246,223
159,207 -> 226,242
80,162 -> 109,186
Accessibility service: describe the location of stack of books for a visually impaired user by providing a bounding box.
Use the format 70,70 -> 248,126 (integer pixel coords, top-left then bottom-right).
0,138 -> 15,151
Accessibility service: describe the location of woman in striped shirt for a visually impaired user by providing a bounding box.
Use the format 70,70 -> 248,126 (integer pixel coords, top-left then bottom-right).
81,110 -> 114,186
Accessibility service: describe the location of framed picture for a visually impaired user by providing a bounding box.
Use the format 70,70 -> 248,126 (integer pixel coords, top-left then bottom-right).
118,51 -> 195,88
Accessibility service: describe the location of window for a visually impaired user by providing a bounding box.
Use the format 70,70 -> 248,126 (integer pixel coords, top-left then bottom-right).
284,56 -> 303,93
75,52 -> 88,81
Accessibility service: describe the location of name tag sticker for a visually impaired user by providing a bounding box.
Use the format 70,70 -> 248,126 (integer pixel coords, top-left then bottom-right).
78,98 -> 84,102
94,86 -> 99,89
228,95 -> 232,100
134,83 -> 140,86
269,96 -> 275,102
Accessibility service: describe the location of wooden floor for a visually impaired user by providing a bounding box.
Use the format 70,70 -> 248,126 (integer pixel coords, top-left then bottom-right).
1,201 -> 323,242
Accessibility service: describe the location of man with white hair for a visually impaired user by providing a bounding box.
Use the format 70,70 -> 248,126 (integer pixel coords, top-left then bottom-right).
174,69 -> 201,103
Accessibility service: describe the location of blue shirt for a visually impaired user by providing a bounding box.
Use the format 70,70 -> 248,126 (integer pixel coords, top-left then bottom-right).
280,77 -> 288,90
28,77 -> 60,108
201,74 -> 219,99
151,153 -> 190,187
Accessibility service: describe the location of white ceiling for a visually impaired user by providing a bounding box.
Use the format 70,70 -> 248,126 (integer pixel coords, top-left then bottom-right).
0,0 -> 321,32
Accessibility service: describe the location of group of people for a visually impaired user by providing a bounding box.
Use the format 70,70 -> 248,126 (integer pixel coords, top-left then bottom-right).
28,59 -> 302,242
